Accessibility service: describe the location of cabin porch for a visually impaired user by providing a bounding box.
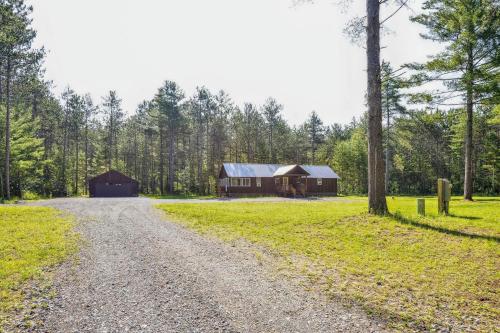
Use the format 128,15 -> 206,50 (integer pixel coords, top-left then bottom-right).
274,176 -> 308,197
273,164 -> 310,197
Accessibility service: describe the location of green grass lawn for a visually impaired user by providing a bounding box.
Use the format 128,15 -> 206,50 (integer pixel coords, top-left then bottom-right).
157,197 -> 500,332
0,206 -> 77,330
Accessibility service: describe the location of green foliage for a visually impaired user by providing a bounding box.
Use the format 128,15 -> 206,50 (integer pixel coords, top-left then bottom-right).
0,106 -> 44,196
157,197 -> 499,331
102,90 -> 124,170
331,127 -> 368,194
304,111 -> 324,164
0,206 -> 77,329
409,0 -> 499,107
20,190 -> 40,200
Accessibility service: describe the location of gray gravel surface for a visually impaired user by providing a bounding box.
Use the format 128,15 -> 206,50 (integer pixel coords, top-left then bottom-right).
25,197 -> 386,333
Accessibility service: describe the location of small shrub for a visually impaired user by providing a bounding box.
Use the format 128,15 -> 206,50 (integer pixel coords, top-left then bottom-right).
22,191 -> 40,201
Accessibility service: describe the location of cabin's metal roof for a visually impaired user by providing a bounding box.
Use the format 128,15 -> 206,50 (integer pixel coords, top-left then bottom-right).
222,163 -> 280,177
273,165 -> 310,177
302,165 -> 340,179
273,165 -> 299,177
222,163 -> 340,179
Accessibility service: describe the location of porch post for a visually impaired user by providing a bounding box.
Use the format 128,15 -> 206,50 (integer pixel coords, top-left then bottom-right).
305,177 -> 308,198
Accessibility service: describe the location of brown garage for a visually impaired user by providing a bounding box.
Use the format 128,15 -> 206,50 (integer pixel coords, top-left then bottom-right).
88,170 -> 139,197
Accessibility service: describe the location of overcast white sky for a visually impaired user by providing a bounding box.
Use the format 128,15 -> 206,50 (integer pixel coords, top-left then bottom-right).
28,0 -> 440,125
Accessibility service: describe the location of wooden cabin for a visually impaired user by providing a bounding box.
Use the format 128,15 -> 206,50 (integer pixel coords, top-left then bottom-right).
218,163 -> 339,197
88,170 -> 139,197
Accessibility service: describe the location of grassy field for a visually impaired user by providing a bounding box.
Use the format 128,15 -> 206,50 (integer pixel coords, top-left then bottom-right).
0,206 -> 77,330
157,197 -> 500,331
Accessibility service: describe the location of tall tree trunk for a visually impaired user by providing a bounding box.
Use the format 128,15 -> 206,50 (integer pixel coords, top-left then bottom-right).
134,131 -> 138,181
159,126 -> 164,195
0,60 -> 3,104
142,131 -> 148,193
176,137 -> 181,192
196,113 -> 203,194
168,130 -> 175,194
74,134 -> 79,195
206,117 -> 212,193
247,138 -> 252,162
269,126 -> 273,163
385,90 -> 391,194
150,133 -> 155,192
42,114 -> 51,196
0,172 -> 4,199
114,130 -> 119,172
61,103 -> 69,196
4,57 -> 11,200
463,48 -> 474,200
366,0 -> 387,214
84,117 -> 88,195
108,110 -> 113,170
17,169 -> 22,199
312,137 -> 316,164
32,91 -> 38,120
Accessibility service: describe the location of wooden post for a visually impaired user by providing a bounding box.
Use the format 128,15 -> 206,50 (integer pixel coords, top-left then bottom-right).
305,177 -> 308,198
438,179 -> 444,214
417,198 -> 425,216
437,178 -> 450,215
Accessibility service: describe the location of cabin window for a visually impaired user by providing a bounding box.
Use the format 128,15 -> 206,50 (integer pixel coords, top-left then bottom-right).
230,178 -> 251,187
283,177 -> 289,186
317,178 -> 323,186
256,177 -> 262,187
275,178 -> 280,185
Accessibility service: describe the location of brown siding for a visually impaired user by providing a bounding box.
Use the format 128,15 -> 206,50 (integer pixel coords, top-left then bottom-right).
219,177 -> 277,196
306,178 -> 337,195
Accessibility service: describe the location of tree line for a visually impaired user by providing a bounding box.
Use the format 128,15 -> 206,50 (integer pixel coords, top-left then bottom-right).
0,0 -> 498,201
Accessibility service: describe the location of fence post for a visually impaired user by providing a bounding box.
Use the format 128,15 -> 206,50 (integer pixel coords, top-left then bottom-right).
417,198 -> 425,216
437,178 -> 451,215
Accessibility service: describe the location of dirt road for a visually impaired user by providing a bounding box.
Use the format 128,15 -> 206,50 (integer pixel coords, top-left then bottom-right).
26,197 -> 385,332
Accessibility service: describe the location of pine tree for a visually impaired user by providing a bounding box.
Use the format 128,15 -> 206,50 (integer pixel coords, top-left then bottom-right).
102,91 -> 124,170
262,97 -> 283,164
82,94 -> 97,194
381,61 -> 406,193
0,0 -> 39,199
305,111 -> 324,164
155,80 -> 184,194
409,0 -> 499,200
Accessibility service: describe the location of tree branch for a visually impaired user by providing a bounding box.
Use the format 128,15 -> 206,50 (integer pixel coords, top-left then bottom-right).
380,0 -> 409,25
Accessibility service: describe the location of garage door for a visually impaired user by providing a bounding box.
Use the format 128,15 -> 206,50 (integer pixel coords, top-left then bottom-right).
94,183 -> 135,197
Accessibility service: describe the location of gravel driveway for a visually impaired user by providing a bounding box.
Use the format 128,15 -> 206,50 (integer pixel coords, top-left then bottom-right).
26,197 -> 386,333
